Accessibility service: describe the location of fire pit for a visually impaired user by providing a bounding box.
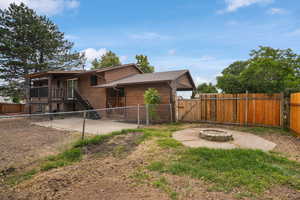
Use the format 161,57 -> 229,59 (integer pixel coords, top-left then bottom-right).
199,129 -> 233,142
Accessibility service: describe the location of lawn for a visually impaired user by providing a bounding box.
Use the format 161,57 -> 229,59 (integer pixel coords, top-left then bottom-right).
148,148 -> 300,194
1,123 -> 300,200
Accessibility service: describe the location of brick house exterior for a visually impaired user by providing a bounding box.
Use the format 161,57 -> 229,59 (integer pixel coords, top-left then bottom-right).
26,64 -> 195,120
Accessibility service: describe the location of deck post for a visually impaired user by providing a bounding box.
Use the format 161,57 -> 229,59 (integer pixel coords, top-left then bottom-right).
170,103 -> 173,123
146,104 -> 149,126
82,111 -> 86,140
48,75 -> 53,120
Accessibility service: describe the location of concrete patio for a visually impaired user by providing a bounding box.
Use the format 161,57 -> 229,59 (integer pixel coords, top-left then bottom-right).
173,128 -> 277,151
33,117 -> 138,135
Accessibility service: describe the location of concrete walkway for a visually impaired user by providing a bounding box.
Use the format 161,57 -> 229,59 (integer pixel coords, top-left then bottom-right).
173,128 -> 276,151
33,118 -> 138,135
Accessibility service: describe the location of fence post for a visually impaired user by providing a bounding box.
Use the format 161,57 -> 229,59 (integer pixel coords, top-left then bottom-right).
170,103 -> 173,123
82,111 -> 86,140
146,104 -> 149,126
280,92 -> 284,128
245,91 -> 249,126
137,104 -> 140,127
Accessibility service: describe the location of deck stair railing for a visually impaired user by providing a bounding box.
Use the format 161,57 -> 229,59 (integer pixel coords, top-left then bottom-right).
73,89 -> 101,120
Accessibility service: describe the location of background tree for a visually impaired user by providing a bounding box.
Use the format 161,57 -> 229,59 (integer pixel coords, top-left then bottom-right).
0,3 -> 84,100
191,82 -> 218,98
216,61 -> 248,93
135,55 -> 154,73
196,83 -> 218,93
216,46 -> 300,94
91,50 -> 121,69
240,46 -> 300,93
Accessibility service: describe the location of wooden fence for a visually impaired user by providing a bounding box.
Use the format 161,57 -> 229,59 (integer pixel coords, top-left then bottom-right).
0,103 -> 25,114
290,93 -> 300,136
177,93 -> 283,127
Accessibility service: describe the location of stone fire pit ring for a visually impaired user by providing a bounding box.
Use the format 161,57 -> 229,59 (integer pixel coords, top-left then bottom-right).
199,129 -> 234,142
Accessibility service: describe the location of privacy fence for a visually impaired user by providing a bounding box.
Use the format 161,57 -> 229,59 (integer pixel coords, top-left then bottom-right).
177,93 -> 283,127
290,93 -> 300,136
0,103 -> 25,114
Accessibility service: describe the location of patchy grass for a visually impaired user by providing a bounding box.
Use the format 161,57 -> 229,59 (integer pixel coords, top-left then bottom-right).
39,127 -> 175,172
157,138 -> 183,149
112,145 -> 126,157
147,161 -> 166,172
130,169 -> 151,184
152,176 -> 178,200
41,148 -> 82,171
6,169 -> 38,185
235,126 -> 293,136
148,148 -> 300,194
73,129 -> 144,147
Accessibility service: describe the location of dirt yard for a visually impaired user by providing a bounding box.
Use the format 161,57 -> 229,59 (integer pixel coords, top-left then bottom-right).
0,118 -> 78,173
0,122 -> 299,200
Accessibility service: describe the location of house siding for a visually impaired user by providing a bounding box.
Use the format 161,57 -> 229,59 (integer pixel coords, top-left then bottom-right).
77,73 -> 106,109
125,83 -> 171,106
105,66 -> 141,83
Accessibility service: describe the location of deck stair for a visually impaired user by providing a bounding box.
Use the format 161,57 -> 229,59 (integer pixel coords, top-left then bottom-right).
74,90 -> 101,120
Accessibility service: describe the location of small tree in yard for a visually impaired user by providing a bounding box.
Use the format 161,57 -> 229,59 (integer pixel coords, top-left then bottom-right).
144,88 -> 161,121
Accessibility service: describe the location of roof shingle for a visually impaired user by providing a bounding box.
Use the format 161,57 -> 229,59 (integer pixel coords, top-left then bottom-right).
95,70 -> 192,88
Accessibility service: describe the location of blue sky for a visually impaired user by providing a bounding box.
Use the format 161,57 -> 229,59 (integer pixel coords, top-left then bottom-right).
2,0 -> 300,86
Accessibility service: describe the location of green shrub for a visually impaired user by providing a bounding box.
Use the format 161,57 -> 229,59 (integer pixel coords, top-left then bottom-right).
144,88 -> 161,121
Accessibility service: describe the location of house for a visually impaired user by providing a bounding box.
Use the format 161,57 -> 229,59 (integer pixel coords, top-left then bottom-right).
26,63 -> 195,121
0,96 -> 13,103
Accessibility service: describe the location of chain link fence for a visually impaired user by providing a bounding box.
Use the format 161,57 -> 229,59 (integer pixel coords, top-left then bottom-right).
0,104 -> 172,171
0,104 -> 172,136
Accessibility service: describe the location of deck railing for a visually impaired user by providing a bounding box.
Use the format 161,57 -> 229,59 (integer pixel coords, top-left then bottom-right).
30,87 -> 69,100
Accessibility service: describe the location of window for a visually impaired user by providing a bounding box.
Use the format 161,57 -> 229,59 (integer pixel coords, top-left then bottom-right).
107,88 -> 125,97
90,75 -> 98,86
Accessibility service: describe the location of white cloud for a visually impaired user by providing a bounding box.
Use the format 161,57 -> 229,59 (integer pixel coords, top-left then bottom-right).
199,55 -> 216,61
152,55 -> 234,85
168,49 -> 176,55
82,48 -> 107,62
219,0 -> 273,13
129,32 -> 171,40
120,55 -> 128,63
0,0 -> 80,15
286,29 -> 300,37
65,34 -> 79,40
65,0 -> 79,9
267,8 -> 287,15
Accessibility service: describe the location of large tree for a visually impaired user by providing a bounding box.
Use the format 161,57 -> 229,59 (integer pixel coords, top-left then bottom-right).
216,61 -> 248,93
0,3 -> 84,100
91,50 -> 121,69
217,46 -> 300,94
135,54 -> 154,73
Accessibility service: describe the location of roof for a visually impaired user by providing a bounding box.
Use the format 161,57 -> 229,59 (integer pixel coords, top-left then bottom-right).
95,70 -> 196,90
25,63 -> 142,79
78,63 -> 143,75
25,70 -> 84,79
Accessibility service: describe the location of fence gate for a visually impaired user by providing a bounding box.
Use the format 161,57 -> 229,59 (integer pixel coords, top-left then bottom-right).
177,93 -> 283,127
290,93 -> 300,136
